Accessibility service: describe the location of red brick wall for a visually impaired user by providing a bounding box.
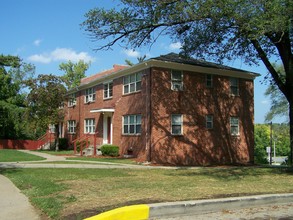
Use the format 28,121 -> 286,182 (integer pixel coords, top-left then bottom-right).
149,67 -> 254,165
64,66 -> 254,165
0,139 -> 41,150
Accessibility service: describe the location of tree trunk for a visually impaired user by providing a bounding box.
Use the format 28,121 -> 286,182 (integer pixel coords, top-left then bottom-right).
289,102 -> 293,166
55,124 -> 59,151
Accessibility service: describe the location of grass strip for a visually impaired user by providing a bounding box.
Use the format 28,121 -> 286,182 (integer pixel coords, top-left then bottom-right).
0,149 -> 45,162
2,167 -> 293,219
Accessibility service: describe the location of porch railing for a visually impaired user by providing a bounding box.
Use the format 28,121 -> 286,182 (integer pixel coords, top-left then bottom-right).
71,132 -> 99,156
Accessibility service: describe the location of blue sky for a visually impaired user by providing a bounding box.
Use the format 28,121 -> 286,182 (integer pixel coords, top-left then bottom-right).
1,0 -> 277,123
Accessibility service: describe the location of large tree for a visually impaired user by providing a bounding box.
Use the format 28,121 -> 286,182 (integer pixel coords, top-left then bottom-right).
26,74 -> 66,150
59,60 -> 90,90
82,0 -> 293,165
0,55 -> 36,139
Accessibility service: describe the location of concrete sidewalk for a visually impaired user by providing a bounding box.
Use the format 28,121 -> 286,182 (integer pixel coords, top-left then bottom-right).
0,175 -> 40,220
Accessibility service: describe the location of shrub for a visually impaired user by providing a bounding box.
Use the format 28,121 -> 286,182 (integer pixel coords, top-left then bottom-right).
100,145 -> 119,157
58,138 -> 68,150
76,140 -> 90,152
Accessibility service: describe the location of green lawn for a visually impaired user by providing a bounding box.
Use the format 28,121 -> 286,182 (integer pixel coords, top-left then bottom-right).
1,167 -> 293,219
0,149 -> 45,162
38,150 -> 74,155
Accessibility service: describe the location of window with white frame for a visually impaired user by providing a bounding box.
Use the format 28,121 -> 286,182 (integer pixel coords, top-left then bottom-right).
84,118 -> 95,134
171,70 -> 183,91
206,74 -> 213,88
230,78 -> 239,95
84,87 -> 96,103
49,124 -> 55,133
171,114 -> 183,135
206,115 -> 213,129
67,120 -> 76,134
68,93 -> 76,107
123,115 -> 141,135
230,117 -> 239,135
123,72 -> 142,94
104,82 -> 113,99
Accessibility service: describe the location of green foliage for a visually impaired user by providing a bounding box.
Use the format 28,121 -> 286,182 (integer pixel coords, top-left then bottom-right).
0,55 -> 37,139
254,124 -> 290,164
59,60 -> 90,90
58,138 -> 69,150
76,140 -> 90,152
264,65 -> 289,123
100,144 -> 119,157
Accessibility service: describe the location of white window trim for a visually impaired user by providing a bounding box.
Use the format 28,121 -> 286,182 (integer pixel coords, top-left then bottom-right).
68,93 -> 76,107
171,114 -> 183,135
84,87 -> 96,103
122,114 -> 142,135
230,117 -> 240,136
123,72 -> 142,95
67,120 -> 76,134
84,118 -> 95,134
171,70 -> 183,91
103,81 -> 113,99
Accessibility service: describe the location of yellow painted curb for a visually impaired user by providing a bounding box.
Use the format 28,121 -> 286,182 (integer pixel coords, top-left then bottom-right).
84,204 -> 150,220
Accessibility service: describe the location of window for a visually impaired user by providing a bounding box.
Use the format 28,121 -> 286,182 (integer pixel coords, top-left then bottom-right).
68,93 -> 76,107
49,124 -> 55,133
206,74 -> 213,88
230,78 -> 239,95
85,118 -> 95,134
67,120 -> 76,134
171,70 -> 183,91
123,115 -> 141,135
206,115 -> 213,129
104,82 -> 113,99
230,117 -> 239,135
84,87 -> 96,103
123,72 -> 142,94
171,114 -> 183,135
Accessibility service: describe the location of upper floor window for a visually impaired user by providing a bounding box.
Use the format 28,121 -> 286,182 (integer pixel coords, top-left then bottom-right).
230,78 -> 239,96
123,72 -> 142,94
85,118 -> 95,134
84,87 -> 96,103
67,120 -> 76,134
206,74 -> 213,88
68,93 -> 76,107
123,114 -> 141,135
230,117 -> 239,136
104,82 -> 113,99
171,70 -> 183,91
206,115 -> 213,129
171,114 -> 183,135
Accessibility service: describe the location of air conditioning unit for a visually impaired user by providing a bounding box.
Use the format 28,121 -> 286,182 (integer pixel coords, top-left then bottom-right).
172,84 -> 183,91
87,96 -> 93,103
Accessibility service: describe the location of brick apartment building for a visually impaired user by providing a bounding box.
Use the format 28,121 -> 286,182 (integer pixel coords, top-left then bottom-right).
63,53 -> 259,166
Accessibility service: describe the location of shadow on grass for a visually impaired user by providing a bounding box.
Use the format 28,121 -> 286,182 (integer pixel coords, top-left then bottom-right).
166,166 -> 293,181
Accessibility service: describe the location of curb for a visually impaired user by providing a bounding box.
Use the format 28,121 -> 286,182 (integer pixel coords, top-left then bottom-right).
84,193 -> 293,220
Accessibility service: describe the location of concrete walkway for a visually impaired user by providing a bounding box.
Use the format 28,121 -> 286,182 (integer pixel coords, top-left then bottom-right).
0,175 -> 40,220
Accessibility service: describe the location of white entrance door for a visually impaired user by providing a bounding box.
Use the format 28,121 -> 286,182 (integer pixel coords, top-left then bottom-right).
103,113 -> 112,144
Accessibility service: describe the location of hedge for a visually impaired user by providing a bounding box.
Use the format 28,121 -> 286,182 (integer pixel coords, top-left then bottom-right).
100,144 -> 119,157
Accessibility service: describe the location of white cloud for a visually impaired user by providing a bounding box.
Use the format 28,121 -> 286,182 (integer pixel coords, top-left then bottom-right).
28,48 -> 95,63
34,39 -> 42,46
123,49 -> 140,58
261,100 -> 269,105
168,42 -> 182,50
